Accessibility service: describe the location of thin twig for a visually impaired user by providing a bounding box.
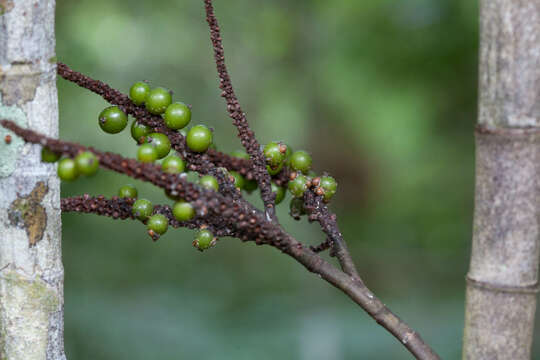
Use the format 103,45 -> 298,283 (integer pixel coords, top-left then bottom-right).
203,0 -> 277,221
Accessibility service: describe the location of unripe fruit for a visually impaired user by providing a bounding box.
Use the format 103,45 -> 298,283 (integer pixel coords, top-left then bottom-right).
164,102 -> 191,130
230,150 -> 250,160
271,183 -> 286,204
41,147 -> 61,163
131,120 -> 151,143
132,199 -> 153,220
229,171 -> 245,189
145,87 -> 172,115
186,125 -> 213,152
194,229 -> 214,251
75,151 -> 99,176
98,106 -> 128,134
290,150 -> 312,173
289,197 -> 306,219
147,214 -> 168,235
57,158 -> 79,181
118,184 -> 138,198
161,155 -> 185,174
199,175 -> 219,191
129,81 -> 150,106
263,141 -> 286,168
267,164 -> 283,176
137,144 -> 158,163
319,176 -> 337,201
144,133 -> 171,159
172,201 -> 195,222
288,174 -> 308,198
244,179 -> 258,193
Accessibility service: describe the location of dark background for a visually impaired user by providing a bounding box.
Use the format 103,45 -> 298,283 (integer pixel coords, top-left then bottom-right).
55,0 -> 540,358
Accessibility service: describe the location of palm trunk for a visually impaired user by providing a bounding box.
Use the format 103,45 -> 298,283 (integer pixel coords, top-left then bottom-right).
463,0 -> 540,359
0,1 -> 65,359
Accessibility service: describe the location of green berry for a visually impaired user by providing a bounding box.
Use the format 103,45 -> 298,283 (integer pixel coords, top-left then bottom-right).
320,176 -> 337,201
289,197 -> 306,219
132,199 -> 153,220
144,133 -> 171,159
145,87 -> 172,115
288,174 -> 308,198
230,150 -> 250,160
41,147 -> 60,163
229,171 -> 245,189
147,214 -> 168,235
172,201 -> 195,222
131,120 -> 151,143
129,81 -> 150,106
199,175 -> 219,191
186,125 -> 213,153
195,229 -> 214,251
57,158 -> 79,182
118,184 -> 138,198
271,183 -> 286,204
285,144 -> 293,159
75,151 -> 99,176
290,150 -> 312,173
244,179 -> 258,193
161,155 -> 185,174
263,141 -> 287,168
164,102 -> 191,130
137,144 -> 158,163
267,163 -> 283,176
98,106 -> 128,134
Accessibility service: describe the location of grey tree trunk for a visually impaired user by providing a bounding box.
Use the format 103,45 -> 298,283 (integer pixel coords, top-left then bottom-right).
463,0 -> 540,359
0,1 -> 65,359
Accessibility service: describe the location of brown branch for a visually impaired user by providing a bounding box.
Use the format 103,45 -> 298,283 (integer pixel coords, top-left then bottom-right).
2,119 -> 440,359
203,0 -> 276,220
61,195 -> 234,238
304,191 -> 361,280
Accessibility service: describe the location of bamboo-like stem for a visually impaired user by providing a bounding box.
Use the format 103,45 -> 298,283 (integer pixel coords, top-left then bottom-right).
463,1 -> 540,358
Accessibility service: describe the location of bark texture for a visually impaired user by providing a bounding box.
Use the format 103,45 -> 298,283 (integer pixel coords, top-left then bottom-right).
463,0 -> 540,358
0,1 -> 65,359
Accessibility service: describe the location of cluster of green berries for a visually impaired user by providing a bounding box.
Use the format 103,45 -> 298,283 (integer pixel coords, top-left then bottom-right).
288,173 -> 337,202
42,147 -> 100,182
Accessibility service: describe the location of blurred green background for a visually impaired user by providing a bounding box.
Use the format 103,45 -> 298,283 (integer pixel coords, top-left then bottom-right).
55,0 -> 539,359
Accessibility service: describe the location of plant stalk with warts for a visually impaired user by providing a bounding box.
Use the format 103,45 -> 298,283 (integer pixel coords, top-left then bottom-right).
0,1 -> 442,359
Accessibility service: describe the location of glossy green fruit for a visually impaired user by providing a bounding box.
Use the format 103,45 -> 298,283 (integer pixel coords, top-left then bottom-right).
98,106 -> 128,134
320,176 -> 337,201
41,147 -> 61,163
271,183 -> 286,204
266,163 -> 283,176
144,133 -> 171,159
147,214 -> 168,235
243,179 -> 258,193
230,150 -> 250,160
289,197 -> 306,219
195,229 -> 214,250
75,151 -> 99,176
131,120 -> 151,143
57,158 -> 79,181
164,102 -> 191,130
263,141 -> 287,168
290,150 -> 312,173
186,125 -> 213,153
145,87 -> 172,115
199,175 -> 219,191
132,199 -> 153,220
161,155 -> 185,174
172,201 -> 195,222
288,174 -> 308,198
129,81 -> 150,106
137,144 -> 158,163
229,171 -> 245,189
118,184 -> 138,198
